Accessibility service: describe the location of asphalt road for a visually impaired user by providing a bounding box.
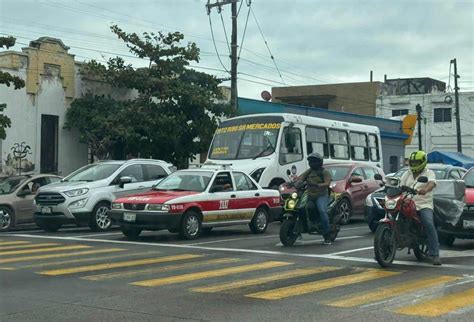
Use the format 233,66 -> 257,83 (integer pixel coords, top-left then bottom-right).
1,220 -> 474,322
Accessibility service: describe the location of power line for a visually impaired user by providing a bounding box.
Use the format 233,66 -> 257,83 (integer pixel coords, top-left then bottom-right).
207,14 -> 230,73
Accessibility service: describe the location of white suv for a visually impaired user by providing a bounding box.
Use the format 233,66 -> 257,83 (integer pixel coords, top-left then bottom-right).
34,159 -> 176,232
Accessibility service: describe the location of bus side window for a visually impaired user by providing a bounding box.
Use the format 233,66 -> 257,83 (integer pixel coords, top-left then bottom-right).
369,134 -> 380,161
306,126 -> 329,157
350,132 -> 369,161
328,129 -> 349,159
280,127 -> 303,165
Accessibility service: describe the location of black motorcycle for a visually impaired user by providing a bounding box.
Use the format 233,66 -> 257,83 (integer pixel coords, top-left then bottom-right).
279,181 -> 342,246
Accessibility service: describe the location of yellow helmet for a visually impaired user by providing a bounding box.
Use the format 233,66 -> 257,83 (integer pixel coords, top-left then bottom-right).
409,150 -> 427,173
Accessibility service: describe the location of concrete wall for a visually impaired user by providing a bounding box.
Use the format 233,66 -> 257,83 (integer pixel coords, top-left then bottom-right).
377,92 -> 474,158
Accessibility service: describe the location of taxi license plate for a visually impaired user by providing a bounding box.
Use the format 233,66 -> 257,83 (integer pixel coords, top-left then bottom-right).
463,220 -> 474,228
41,207 -> 52,214
123,213 -> 136,222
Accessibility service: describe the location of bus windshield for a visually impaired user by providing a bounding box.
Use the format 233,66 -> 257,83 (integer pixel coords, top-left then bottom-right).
209,116 -> 284,160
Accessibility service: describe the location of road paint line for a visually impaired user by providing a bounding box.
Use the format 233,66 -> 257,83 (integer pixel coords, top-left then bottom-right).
39,254 -> 203,276
83,258 -> 242,281
0,248 -> 124,264
394,287 -> 474,317
191,266 -> 340,293
13,251 -> 161,269
0,241 -> 31,246
340,226 -> 370,231
188,234 -> 279,246
327,246 -> 374,256
0,243 -> 61,251
0,245 -> 91,256
275,235 -> 363,247
328,275 -> 460,307
246,269 -> 400,300
131,261 -> 293,287
0,267 -> 15,270
9,233 -> 474,270
68,232 -> 125,238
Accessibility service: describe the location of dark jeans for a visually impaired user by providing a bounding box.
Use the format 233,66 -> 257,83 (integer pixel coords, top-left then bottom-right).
419,208 -> 440,257
307,195 -> 330,235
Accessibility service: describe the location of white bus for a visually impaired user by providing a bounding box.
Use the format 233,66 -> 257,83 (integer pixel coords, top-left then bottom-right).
206,113 -> 382,188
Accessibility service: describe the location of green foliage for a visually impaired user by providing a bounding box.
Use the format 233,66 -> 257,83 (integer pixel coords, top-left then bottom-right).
69,25 -> 232,167
0,36 -> 26,140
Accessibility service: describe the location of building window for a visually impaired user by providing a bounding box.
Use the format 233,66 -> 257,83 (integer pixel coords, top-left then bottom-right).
306,127 -> 329,157
392,109 -> 409,117
434,108 -> 452,123
389,156 -> 398,173
349,132 -> 368,161
328,129 -> 349,160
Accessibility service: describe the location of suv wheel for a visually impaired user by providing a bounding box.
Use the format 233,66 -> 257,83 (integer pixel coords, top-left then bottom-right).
89,202 -> 112,232
0,207 -> 14,231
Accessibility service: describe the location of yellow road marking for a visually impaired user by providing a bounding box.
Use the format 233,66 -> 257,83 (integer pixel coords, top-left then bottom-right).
83,258 -> 242,281
0,248 -> 124,264
0,241 -> 31,246
395,287 -> 474,317
329,275 -> 459,307
0,243 -> 61,251
192,266 -> 340,293
0,245 -> 90,256
39,254 -> 203,276
246,269 -> 400,300
131,261 -> 293,287
13,251 -> 161,269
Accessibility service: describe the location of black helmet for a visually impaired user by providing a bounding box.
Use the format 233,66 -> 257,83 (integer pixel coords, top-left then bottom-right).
307,152 -> 323,170
307,152 -> 323,162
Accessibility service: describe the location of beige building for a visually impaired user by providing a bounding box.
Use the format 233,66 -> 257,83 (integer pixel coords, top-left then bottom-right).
272,81 -> 384,116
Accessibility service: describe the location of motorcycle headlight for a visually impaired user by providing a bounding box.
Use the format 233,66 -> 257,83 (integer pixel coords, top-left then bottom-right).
64,188 -> 89,197
385,199 -> 397,210
287,200 -> 296,209
147,204 -> 170,212
291,192 -> 298,199
111,202 -> 122,210
365,195 -> 373,207
279,186 -> 286,192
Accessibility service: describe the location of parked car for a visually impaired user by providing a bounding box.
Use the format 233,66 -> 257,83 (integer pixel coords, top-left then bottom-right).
0,174 -> 62,230
365,163 -> 468,232
109,167 -> 282,240
323,163 -> 385,225
34,159 -> 176,232
434,168 -> 474,246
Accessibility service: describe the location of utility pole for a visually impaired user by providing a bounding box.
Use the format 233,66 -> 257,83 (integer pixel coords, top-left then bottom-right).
451,58 -> 462,153
416,104 -> 422,150
206,0 -> 239,112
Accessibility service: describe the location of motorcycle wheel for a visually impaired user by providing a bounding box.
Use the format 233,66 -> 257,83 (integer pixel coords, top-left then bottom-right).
279,219 -> 298,247
413,242 -> 429,261
374,223 -> 396,267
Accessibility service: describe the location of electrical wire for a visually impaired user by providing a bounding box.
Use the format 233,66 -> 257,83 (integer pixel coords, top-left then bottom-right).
219,10 -> 231,55
237,2 -> 251,62
207,14 -> 230,73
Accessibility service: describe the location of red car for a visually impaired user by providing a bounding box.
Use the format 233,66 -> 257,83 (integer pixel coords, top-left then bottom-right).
325,163 -> 384,224
109,168 -> 282,240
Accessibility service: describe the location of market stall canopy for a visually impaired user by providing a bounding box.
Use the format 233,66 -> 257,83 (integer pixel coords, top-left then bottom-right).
428,151 -> 474,169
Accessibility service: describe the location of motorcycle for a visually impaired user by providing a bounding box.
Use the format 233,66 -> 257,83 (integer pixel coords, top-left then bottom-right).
279,180 -> 342,246
373,174 -> 430,267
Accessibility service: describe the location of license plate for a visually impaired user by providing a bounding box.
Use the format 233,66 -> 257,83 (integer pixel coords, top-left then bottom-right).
463,220 -> 474,228
123,213 -> 136,222
41,207 -> 52,214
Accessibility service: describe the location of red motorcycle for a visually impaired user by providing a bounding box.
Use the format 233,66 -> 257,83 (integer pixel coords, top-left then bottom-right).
373,174 -> 430,267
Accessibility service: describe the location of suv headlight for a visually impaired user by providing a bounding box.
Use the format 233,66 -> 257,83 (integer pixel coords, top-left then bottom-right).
64,188 -> 89,197
111,202 -> 122,210
365,195 -> 373,207
69,198 -> 88,209
147,204 -> 170,211
251,168 -> 265,183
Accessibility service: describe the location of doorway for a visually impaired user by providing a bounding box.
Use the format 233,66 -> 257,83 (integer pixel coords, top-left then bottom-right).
41,114 -> 58,173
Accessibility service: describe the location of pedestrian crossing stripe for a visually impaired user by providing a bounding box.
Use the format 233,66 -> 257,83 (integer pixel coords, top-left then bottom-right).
0,241 -> 31,246
131,261 -> 293,287
394,287 -> 474,317
246,269 -> 401,300
327,275 -> 460,307
0,243 -> 61,251
0,248 -> 124,264
0,245 -> 91,256
83,257 -> 243,281
39,254 -> 203,276
191,266 -> 341,293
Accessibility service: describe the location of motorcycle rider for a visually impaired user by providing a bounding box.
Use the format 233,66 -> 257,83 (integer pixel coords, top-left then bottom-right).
299,153 -> 333,245
400,150 -> 441,265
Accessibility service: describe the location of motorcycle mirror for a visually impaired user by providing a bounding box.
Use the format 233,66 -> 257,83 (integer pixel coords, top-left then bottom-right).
417,176 -> 428,183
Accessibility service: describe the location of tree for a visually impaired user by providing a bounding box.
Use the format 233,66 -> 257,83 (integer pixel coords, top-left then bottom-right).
67,26 -> 232,167
0,36 -> 26,139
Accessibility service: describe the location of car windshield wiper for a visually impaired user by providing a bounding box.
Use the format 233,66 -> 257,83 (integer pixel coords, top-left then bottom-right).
252,138 -> 275,160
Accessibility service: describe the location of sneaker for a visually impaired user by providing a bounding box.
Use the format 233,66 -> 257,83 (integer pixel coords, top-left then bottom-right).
432,256 -> 442,266
323,235 -> 332,245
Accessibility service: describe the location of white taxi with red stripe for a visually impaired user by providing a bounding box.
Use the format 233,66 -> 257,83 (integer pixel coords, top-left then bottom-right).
109,168 -> 282,239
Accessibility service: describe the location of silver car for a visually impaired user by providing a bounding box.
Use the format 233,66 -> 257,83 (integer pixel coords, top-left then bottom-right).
0,174 -> 62,230
34,159 -> 176,232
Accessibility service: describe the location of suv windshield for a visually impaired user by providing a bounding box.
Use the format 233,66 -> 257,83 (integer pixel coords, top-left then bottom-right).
0,176 -> 27,195
155,171 -> 213,192
325,166 -> 351,181
64,163 -> 122,182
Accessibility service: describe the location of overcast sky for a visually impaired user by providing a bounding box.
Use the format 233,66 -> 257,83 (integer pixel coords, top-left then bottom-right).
1,0 -> 473,99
